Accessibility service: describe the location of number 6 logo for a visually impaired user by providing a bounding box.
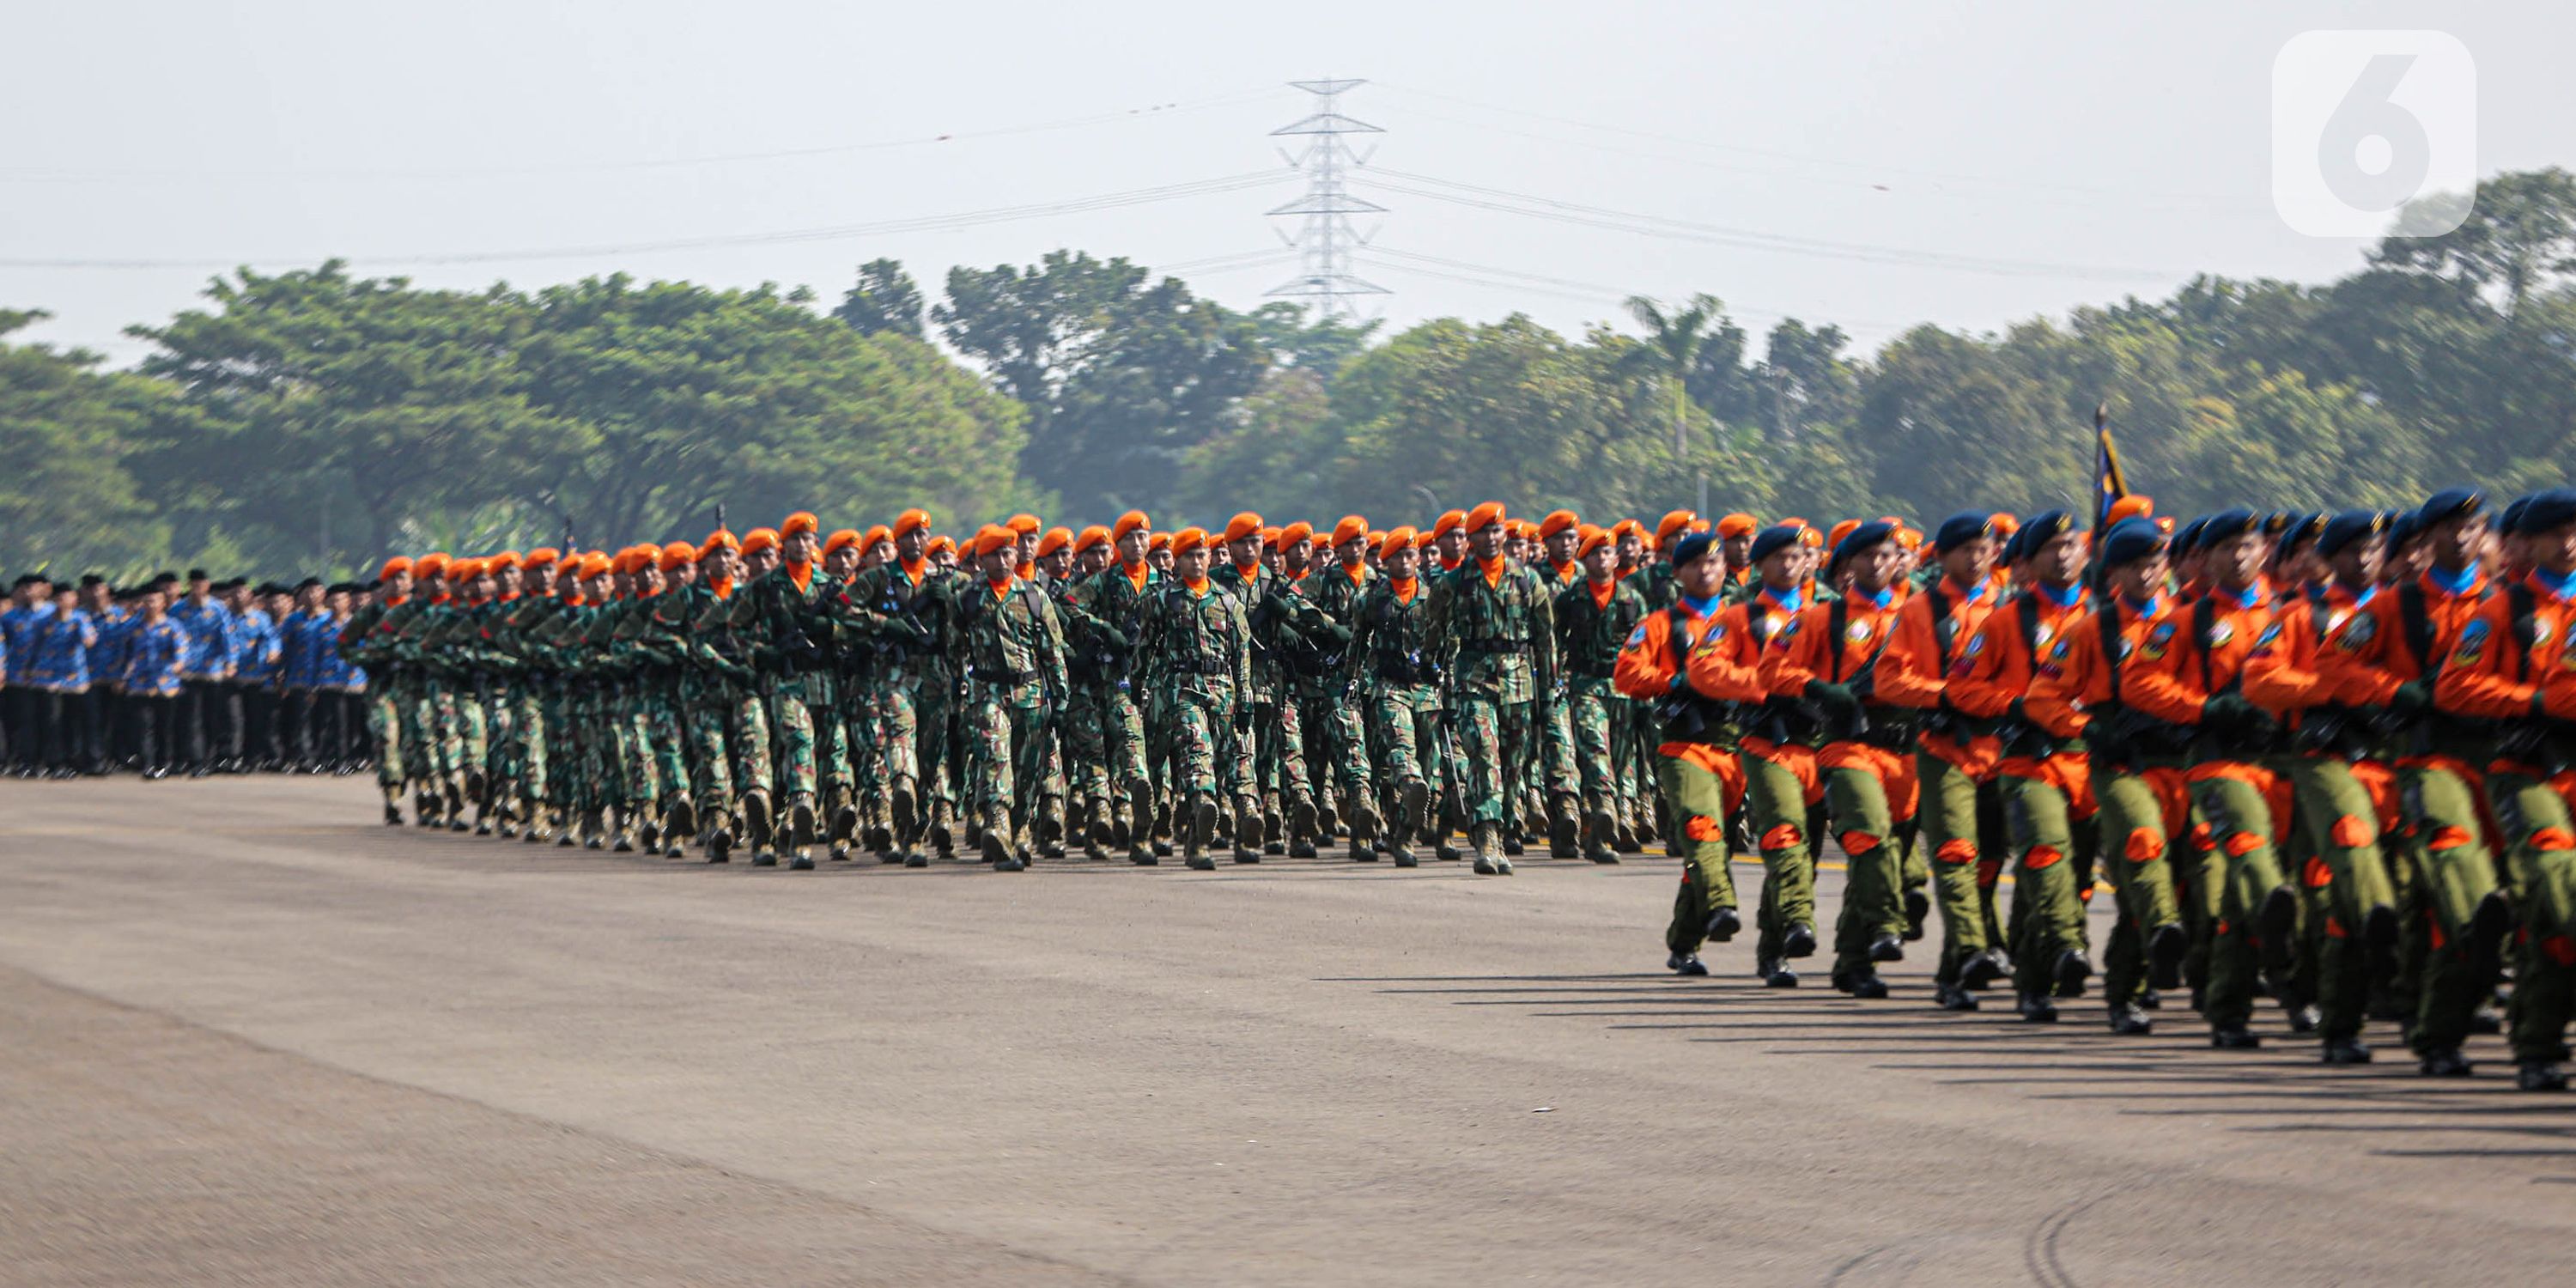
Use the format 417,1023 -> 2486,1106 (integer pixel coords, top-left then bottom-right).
2272,31 -> 2476,238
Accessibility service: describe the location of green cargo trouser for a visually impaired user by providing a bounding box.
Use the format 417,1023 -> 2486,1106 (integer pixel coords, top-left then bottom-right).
2395,761 -> 2502,1054
1162,681 -> 1249,799
2002,766 -> 2096,998
2283,756 -> 2397,1041
2190,769 -> 2293,1030
1454,693 -> 1533,829
369,685 -> 404,789
1661,749 -> 1742,957
2093,767 -> 2186,1011
2490,769 -> 2576,1065
966,681 -> 1052,848
1917,751 -> 2003,987
1746,749 -> 1821,963
1824,750 -> 1911,979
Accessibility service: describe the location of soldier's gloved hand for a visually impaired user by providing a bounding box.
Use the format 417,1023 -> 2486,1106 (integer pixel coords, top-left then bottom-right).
2389,679 -> 2433,717
1805,680 -> 1862,720
2200,693 -> 2256,730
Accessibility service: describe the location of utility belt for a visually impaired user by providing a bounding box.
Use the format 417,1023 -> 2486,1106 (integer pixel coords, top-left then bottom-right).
1456,640 -> 1530,656
2494,718 -> 2576,776
2089,703 -> 2195,774
1653,690 -> 1739,744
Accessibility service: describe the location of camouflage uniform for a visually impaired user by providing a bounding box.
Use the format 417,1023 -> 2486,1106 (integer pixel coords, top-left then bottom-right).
1346,575 -> 1443,862
1424,556 -> 1558,869
948,575 -> 1069,866
1138,575 -> 1256,866
1065,562 -> 1160,860
1555,573 -> 1651,860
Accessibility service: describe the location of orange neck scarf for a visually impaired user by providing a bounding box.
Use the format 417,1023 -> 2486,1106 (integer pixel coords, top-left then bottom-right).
1124,560 -> 1150,591
1589,576 -> 1616,609
1184,575 -> 1212,598
986,574 -> 1015,602
1391,575 -> 1419,604
899,556 -> 926,586
1478,556 -> 1507,588
708,577 -> 733,600
787,561 -> 812,593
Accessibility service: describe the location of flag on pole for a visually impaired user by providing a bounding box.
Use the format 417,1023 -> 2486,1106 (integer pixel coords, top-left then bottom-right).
2091,402 -> 2129,530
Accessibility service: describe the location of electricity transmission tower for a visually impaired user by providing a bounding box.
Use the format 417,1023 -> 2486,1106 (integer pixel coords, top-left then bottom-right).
1265,78 -> 1388,321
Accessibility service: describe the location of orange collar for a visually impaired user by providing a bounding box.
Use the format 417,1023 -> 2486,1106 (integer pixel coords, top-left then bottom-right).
1125,561 -> 1150,592
1478,556 -> 1507,588
1391,576 -> 1419,604
1183,575 -> 1212,598
986,575 -> 1015,602
899,557 -> 926,586
787,561 -> 813,593
1588,578 -> 1616,609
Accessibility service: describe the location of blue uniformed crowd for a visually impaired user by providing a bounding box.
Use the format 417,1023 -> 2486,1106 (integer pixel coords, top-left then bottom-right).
0,569 -> 371,779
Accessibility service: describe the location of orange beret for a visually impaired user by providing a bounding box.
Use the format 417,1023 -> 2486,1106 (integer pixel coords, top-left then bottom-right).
959,525 -> 1006,559
1895,526 -> 1923,551
892,507 -> 933,538
577,553 -> 613,580
1171,526 -> 1211,556
1379,526 -> 1418,559
1465,501 -> 1507,533
1073,524 -> 1111,555
2106,495 -> 2155,526
860,524 -> 891,550
1797,526 -> 1826,550
1827,519 -> 1862,551
1111,510 -> 1151,540
823,528 -> 862,556
780,512 -> 820,539
1989,512 -> 2020,538
1716,513 -> 1759,538
1367,529 -> 1387,547
379,556 -> 414,580
1431,509 -> 1467,539
1006,513 -> 1042,536
1610,519 -> 1642,539
415,552 -> 451,577
1147,531 -> 1173,554
1578,525 -> 1614,559
525,550 -> 560,570
926,534 -> 957,556
488,550 -> 522,570
742,527 -> 779,555
660,541 -> 696,569
1036,526 -> 1074,557
1276,521 -> 1314,550
1539,509 -> 1580,539
1414,529 -> 1440,550
1330,515 -> 1369,546
1656,510 -> 1698,541
1222,512 -> 1265,544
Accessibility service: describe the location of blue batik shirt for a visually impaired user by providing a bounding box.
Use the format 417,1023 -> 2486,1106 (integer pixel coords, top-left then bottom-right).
123,617 -> 191,696
23,607 -> 97,690
167,595 -> 235,680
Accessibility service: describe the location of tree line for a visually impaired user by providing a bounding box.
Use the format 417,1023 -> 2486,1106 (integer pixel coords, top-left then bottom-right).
3,168 -> 2570,579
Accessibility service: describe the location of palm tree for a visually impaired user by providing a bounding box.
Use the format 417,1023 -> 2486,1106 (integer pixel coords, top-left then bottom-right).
1625,293 -> 1724,454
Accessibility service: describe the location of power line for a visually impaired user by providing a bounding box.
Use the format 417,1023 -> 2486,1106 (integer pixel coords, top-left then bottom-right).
0,88 -> 1279,184
1370,81 -> 2256,211
0,171 -> 1297,270
1360,246 -> 1905,328
1357,167 -> 2183,283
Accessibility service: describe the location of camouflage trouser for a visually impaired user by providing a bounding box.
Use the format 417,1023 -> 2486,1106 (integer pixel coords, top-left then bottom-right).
1453,692 -> 1534,828
621,690 -> 663,811
872,670 -> 921,787
1059,680 -> 1109,802
543,690 -> 576,817
1160,681 -> 1250,799
966,681 -> 1052,843
1249,689 -> 1310,801
1365,680 -> 1439,811
571,688 -> 617,812
454,685 -> 489,788
1566,683 -> 1622,800
1091,681 -> 1150,793
764,685 -> 818,804
511,690 -> 547,816
732,692 -> 774,799
483,688 -> 515,802
368,683 -> 404,789
684,694 -> 733,811
1540,693 -> 1579,796
1299,689 -> 1371,798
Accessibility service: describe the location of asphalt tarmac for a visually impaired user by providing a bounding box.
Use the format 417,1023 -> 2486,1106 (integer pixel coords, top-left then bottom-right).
1,775 -> 2568,1286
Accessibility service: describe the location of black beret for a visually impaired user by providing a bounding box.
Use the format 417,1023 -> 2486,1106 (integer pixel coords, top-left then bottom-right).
2419,487 -> 2487,527
1747,524 -> 1804,565
2315,510 -> 2391,559
2099,517 -> 2168,568
1932,510 -> 1996,553
2510,489 -> 2576,536
294,577 -> 323,592
186,568 -> 210,582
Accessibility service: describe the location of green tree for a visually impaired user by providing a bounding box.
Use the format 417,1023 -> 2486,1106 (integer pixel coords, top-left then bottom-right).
1624,293 -> 1725,453
0,310 -> 169,575
832,258 -> 926,339
2374,167 -> 2576,318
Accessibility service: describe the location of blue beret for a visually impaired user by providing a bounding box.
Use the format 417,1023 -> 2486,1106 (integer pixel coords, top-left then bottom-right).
2009,509 -> 2073,563
2500,495 -> 2535,537
2511,488 -> 2576,536
1747,524 -> 1803,565
1933,510 -> 1995,553
2173,518 -> 2210,555
2099,517 -> 2167,568
2281,512 -> 2326,550
2388,510 -> 2424,549
1829,520 -> 1897,574
2314,509 -> 2390,559
2196,508 -> 2261,550
2419,487 -> 2487,527
1668,530 -> 1720,568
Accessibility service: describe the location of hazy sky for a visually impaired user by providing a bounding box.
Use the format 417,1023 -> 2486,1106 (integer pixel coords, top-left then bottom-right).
5,2 -> 2570,368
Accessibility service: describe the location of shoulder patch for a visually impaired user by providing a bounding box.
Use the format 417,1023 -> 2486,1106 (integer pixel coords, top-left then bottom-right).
1625,623 -> 1648,647
1965,634 -> 1987,657
2207,620 -> 2235,648
1845,619 -> 1873,643
2451,618 -> 2490,667
2255,622 -> 2283,648
2337,611 -> 2378,652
